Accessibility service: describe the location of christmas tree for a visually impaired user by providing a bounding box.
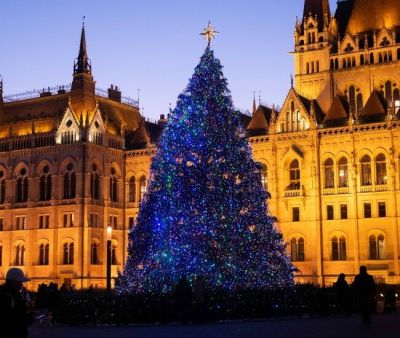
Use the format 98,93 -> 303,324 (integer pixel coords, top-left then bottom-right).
117,25 -> 294,294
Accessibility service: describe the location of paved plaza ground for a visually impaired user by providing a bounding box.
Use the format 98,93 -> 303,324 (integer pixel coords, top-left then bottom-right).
30,313 -> 400,338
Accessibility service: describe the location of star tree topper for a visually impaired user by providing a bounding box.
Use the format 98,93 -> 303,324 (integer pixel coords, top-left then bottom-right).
201,21 -> 219,46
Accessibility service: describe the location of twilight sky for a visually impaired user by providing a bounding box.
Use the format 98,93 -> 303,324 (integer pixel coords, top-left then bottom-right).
0,0 -> 337,120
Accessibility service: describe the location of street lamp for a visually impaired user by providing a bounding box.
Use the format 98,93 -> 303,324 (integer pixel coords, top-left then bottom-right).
106,225 -> 112,292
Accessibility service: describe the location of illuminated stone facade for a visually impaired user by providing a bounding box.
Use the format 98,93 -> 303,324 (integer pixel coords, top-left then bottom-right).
1,0 -> 400,289
248,0 -> 400,284
0,25 -> 152,290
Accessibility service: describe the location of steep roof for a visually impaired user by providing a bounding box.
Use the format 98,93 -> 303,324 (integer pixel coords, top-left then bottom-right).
303,0 -> 331,31
96,96 -> 141,132
323,95 -> 350,126
335,0 -> 355,39
344,0 -> 400,35
247,105 -> 272,136
3,93 -> 69,127
359,90 -> 387,121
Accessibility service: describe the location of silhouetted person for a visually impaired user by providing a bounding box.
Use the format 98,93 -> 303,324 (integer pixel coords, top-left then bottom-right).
175,277 -> 193,323
0,268 -> 32,338
335,273 -> 350,314
193,275 -> 207,323
353,266 -> 376,327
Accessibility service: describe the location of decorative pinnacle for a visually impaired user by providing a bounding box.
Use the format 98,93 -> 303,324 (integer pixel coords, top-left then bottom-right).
200,21 -> 219,46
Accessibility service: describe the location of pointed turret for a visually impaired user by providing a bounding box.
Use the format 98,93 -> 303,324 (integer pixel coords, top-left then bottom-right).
252,92 -> 257,115
303,0 -> 330,30
70,22 -> 96,123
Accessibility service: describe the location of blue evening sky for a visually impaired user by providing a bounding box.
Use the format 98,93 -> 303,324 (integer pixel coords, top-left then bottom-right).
0,0 -> 337,120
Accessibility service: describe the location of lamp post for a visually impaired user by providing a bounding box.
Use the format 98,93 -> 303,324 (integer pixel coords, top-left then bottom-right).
106,225 -> 112,292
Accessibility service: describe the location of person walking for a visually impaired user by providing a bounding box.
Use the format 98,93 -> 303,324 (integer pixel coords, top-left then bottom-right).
0,268 -> 32,338
335,273 -> 350,314
353,266 -> 376,327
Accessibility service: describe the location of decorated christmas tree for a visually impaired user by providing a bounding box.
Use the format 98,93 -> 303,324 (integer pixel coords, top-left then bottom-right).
117,24 -> 294,294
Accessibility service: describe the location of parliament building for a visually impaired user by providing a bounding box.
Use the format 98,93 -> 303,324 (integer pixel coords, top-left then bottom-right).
1,0 -> 400,288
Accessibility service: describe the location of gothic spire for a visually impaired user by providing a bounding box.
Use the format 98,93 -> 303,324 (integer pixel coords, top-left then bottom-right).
252,91 -> 257,115
74,20 -> 91,74
70,21 -> 96,124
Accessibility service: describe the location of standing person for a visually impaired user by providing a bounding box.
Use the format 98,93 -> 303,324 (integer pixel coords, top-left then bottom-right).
353,266 -> 376,327
0,268 -> 32,338
174,277 -> 193,324
335,273 -> 350,314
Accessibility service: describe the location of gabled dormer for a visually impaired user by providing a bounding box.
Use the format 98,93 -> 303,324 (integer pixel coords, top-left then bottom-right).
276,89 -> 312,133
339,33 -> 357,53
56,106 -> 81,144
87,106 -> 106,146
377,27 -> 394,47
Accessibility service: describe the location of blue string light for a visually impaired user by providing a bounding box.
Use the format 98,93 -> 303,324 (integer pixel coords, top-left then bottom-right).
116,47 -> 294,294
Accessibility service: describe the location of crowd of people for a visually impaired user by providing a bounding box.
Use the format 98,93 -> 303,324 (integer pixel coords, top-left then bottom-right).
0,266 -> 398,337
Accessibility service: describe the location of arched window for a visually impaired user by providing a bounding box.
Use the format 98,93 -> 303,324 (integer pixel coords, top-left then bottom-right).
394,88 -> 400,113
90,164 -> 100,200
39,243 -> 49,265
128,176 -> 136,203
139,175 -> 147,201
375,154 -> 387,185
360,54 -> 365,66
356,94 -> 363,115
332,236 -> 346,261
385,81 -> 393,107
379,53 -> 383,63
397,48 -> 400,60
64,163 -> 76,199
16,167 -> 28,203
330,59 -> 334,70
260,164 -> 268,191
63,242 -> 74,265
110,167 -> 118,202
348,86 -> 356,113
361,155 -> 372,186
335,59 -> 339,69
91,242 -> 99,265
324,158 -> 334,188
338,157 -> 348,187
288,160 -> 300,190
298,238 -> 305,261
39,165 -> 52,201
369,235 -> 385,260
332,237 -> 339,260
111,244 -> 118,265
339,236 -> 347,260
290,238 -> 297,261
15,244 -> 25,266
0,170 -> 6,204
370,53 -> 374,64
